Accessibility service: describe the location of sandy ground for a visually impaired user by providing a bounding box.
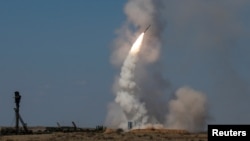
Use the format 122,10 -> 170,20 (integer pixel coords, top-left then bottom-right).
0,129 -> 207,141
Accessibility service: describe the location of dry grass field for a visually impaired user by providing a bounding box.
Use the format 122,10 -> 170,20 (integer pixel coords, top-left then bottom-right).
0,128 -> 207,141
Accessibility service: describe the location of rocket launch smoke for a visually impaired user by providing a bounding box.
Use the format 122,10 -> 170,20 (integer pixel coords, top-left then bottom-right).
106,0 -> 209,132
115,33 -> 149,127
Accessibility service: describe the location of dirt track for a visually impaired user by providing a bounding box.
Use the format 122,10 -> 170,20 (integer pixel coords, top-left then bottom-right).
0,129 -> 208,141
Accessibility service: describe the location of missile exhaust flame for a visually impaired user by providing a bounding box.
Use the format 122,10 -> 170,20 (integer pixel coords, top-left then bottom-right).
130,33 -> 144,55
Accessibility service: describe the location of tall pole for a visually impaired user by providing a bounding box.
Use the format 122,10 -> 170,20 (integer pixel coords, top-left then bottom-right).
14,91 -> 21,135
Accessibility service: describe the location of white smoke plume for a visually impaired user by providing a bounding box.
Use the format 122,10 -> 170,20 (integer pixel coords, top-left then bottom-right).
106,0 -> 209,132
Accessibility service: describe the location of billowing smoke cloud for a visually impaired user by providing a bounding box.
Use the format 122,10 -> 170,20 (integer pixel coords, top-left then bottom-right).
105,102 -> 127,129
106,0 -> 209,132
164,0 -> 250,124
165,87 -> 208,132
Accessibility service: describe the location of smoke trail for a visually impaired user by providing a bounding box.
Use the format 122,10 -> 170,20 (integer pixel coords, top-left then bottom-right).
114,33 -> 149,128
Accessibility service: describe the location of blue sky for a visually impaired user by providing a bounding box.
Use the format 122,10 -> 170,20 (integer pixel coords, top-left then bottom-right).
0,0 -> 124,127
1,0 -> 250,128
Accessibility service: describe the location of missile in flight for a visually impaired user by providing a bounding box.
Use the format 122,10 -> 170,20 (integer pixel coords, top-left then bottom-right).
144,25 -> 151,33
